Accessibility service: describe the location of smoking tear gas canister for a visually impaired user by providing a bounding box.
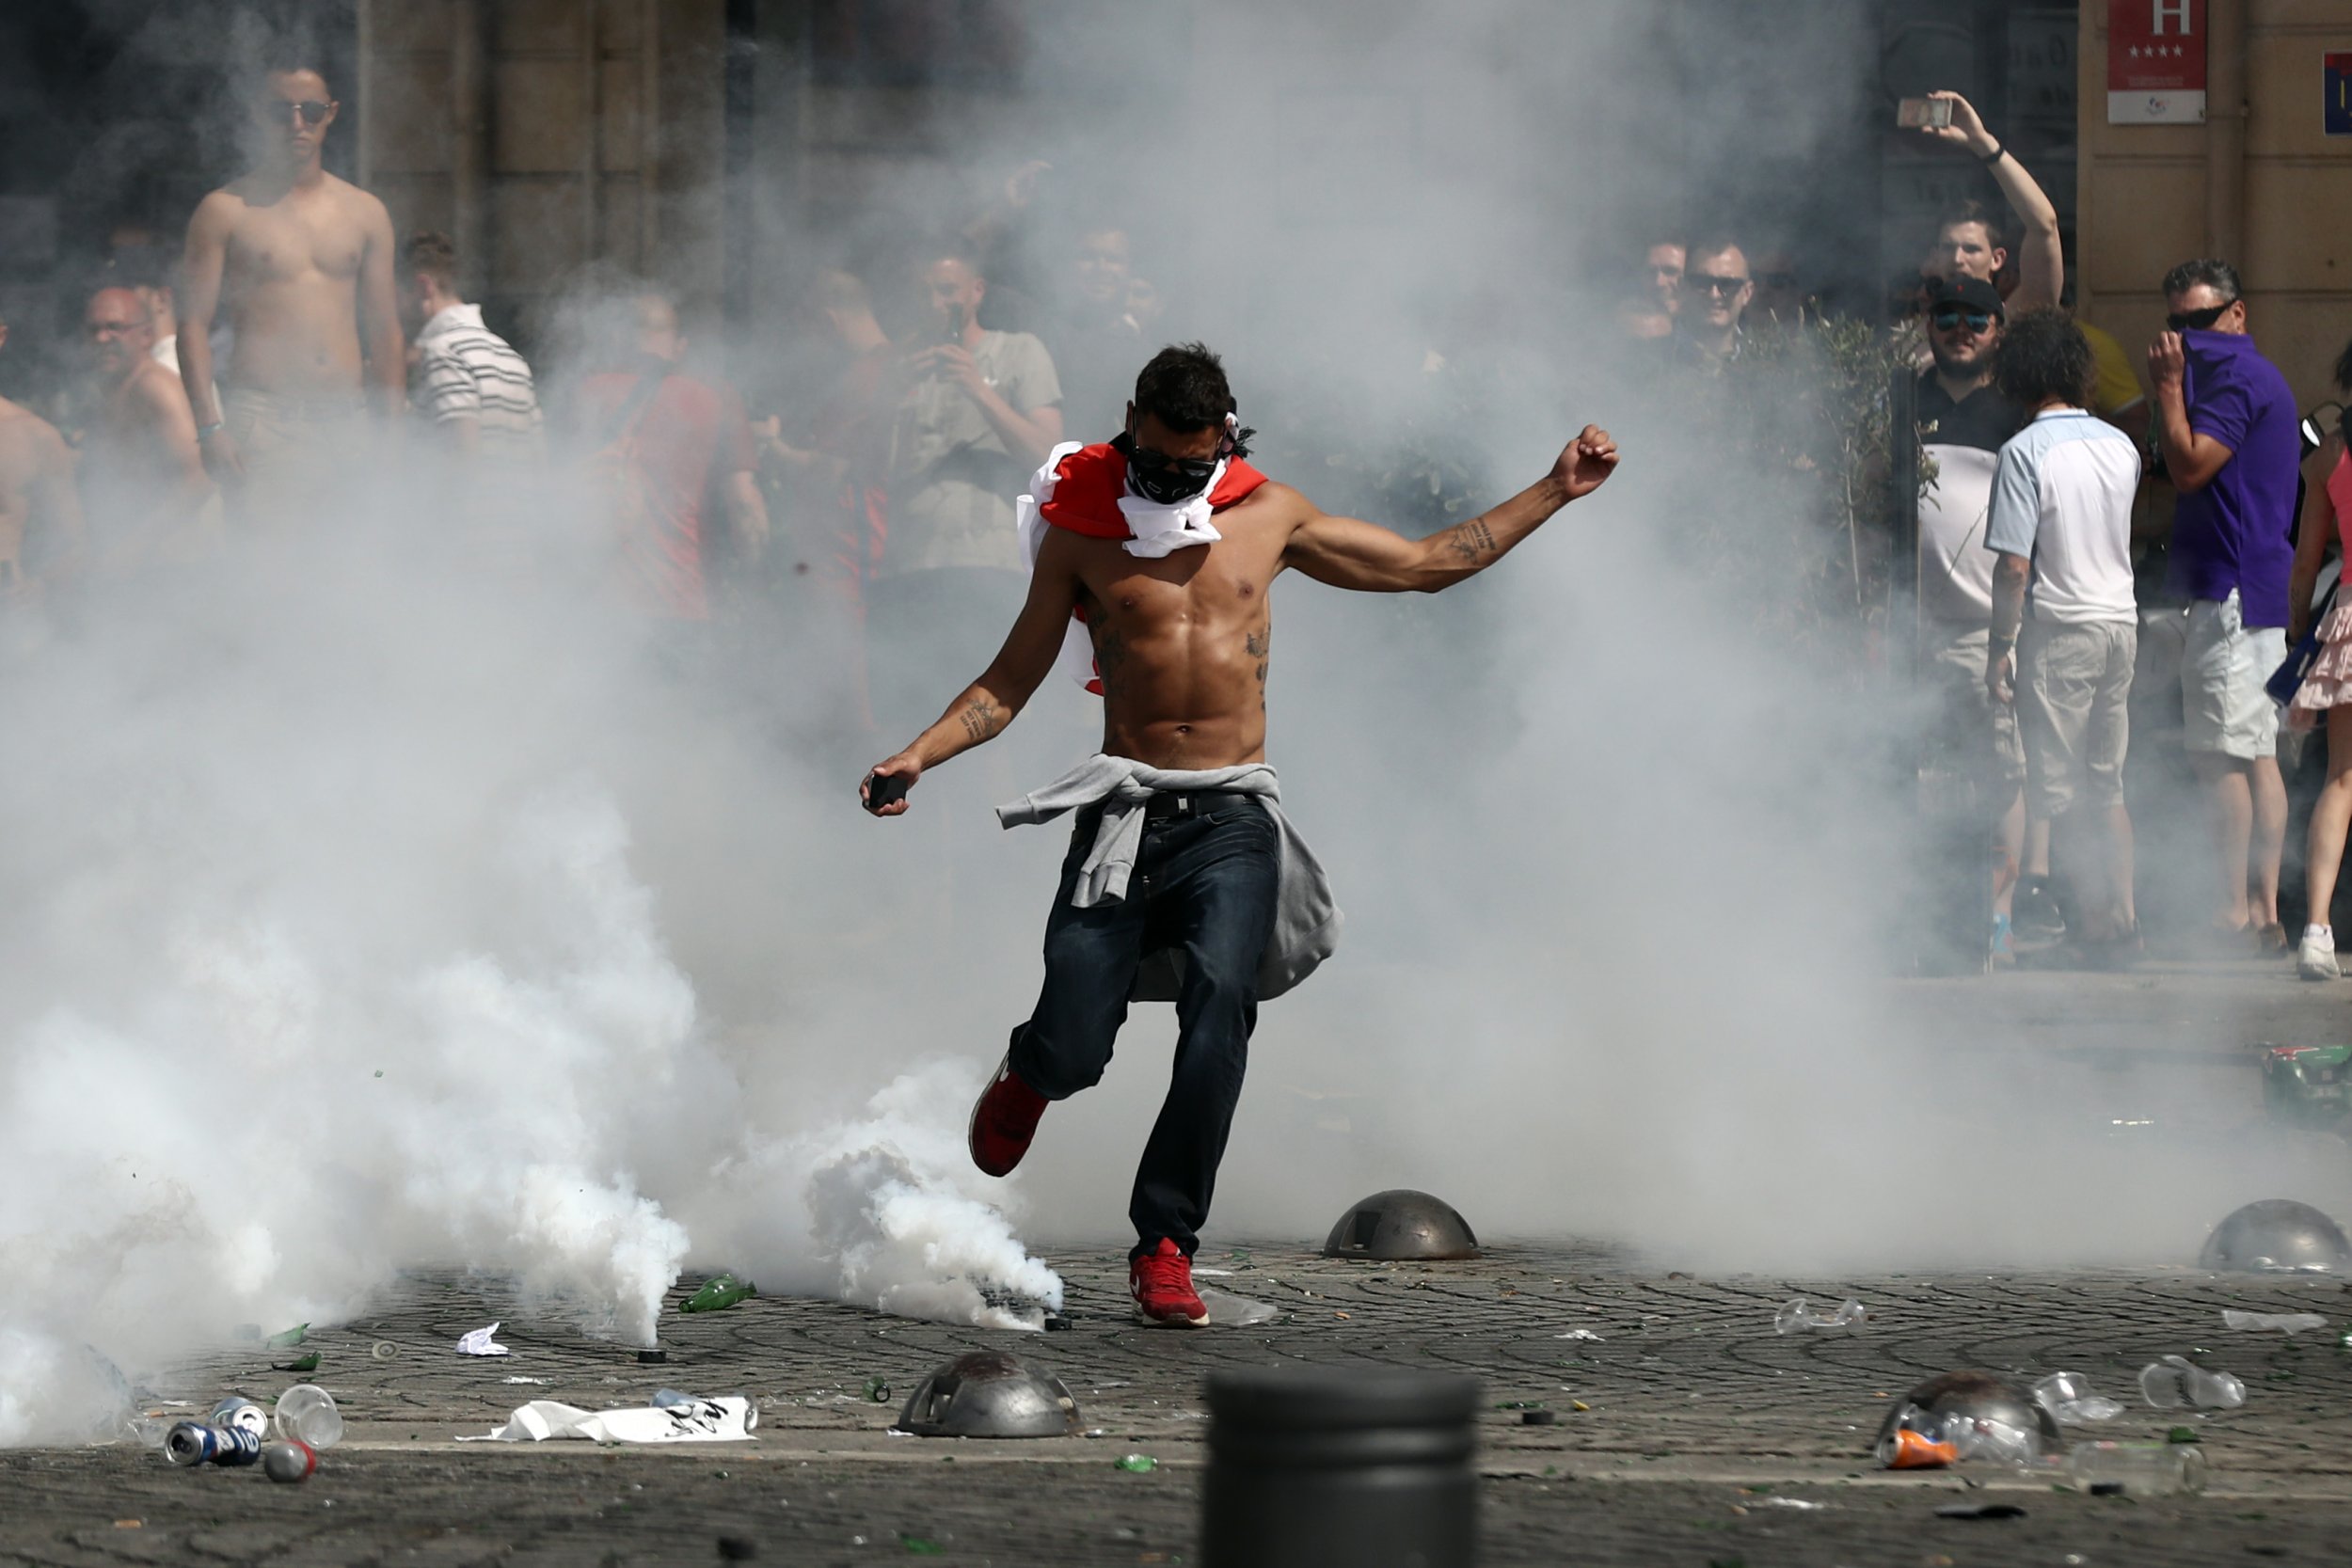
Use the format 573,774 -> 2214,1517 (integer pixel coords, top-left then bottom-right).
262,1439 -> 318,1482
165,1421 -> 263,1467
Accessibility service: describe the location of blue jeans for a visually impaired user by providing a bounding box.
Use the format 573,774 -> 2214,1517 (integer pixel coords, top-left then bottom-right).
1009,795 -> 1281,1259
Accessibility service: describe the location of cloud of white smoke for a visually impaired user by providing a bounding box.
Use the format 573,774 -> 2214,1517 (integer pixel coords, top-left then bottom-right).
1,0 -> 2338,1447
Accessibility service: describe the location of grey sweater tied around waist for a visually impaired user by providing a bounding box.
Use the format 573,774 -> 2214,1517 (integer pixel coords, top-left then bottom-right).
995,752 -> 1343,1003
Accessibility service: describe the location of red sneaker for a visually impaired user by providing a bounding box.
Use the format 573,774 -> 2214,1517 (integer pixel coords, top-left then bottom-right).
1129,1238 -> 1210,1327
967,1052 -> 1049,1178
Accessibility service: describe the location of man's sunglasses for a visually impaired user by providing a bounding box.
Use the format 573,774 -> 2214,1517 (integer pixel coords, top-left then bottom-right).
1684,275 -> 1748,296
1931,308 -> 1995,333
86,315 -> 152,339
2167,298 -> 2237,332
260,99 -> 333,126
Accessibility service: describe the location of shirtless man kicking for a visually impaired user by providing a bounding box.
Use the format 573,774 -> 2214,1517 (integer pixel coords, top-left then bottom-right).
0,309 -> 84,610
179,57 -> 403,519
81,283 -> 217,569
861,342 -> 1617,1324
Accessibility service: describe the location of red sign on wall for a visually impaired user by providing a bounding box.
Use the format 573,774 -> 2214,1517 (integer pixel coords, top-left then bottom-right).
2108,0 -> 2208,123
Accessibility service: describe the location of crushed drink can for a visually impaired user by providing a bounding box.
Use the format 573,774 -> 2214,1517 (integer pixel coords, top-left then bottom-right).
164,1421 -> 262,1467
1878,1426 -> 1960,1469
210,1397 -> 269,1441
262,1439 -> 317,1482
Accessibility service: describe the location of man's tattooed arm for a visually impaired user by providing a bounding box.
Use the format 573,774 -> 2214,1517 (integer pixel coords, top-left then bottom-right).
956,693 -> 1006,741
1438,518 -> 1499,568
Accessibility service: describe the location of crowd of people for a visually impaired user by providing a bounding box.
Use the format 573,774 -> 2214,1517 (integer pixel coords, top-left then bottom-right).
1620,89 -> 2350,974
3,64 -> 2348,980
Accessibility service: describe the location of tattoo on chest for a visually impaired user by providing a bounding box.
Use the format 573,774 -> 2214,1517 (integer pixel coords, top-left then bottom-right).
958,693 -> 1006,741
1442,518 -> 1499,566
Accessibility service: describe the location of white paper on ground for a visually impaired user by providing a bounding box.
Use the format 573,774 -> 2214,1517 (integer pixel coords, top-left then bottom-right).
456,1323 -> 512,1356
457,1396 -> 758,1443
1196,1287 -> 1281,1326
1556,1329 -> 1606,1341
2220,1309 -> 2328,1334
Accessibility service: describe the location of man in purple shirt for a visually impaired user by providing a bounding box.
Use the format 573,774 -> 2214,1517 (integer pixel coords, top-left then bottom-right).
2149,259 -> 2303,947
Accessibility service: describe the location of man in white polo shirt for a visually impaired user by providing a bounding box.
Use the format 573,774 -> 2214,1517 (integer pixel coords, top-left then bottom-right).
1984,309 -> 2145,962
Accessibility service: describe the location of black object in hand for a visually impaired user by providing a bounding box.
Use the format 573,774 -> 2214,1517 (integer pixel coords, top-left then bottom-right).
863,771 -> 912,812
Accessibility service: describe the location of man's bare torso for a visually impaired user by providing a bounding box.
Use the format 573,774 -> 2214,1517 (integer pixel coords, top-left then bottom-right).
0,399 -> 75,591
212,172 -> 377,394
1067,483 -> 1311,770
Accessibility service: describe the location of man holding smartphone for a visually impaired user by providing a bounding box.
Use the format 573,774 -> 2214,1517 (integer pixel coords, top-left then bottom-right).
1909,90 -> 2064,316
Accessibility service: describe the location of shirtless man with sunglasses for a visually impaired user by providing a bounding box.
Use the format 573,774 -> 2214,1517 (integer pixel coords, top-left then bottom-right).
860,341 -> 1616,1326
179,59 -> 403,517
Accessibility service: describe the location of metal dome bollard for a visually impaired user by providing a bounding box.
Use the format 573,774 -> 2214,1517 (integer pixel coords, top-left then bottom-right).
1202,1365 -> 1480,1568
2199,1199 -> 2352,1274
891,1351 -> 1081,1438
1872,1370 -> 2063,1460
1322,1189 -> 1480,1260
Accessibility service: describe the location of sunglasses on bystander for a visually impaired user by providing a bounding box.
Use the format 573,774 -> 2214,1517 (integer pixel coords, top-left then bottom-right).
1931,308 -> 1994,334
259,99 -> 333,126
2166,298 -> 2237,332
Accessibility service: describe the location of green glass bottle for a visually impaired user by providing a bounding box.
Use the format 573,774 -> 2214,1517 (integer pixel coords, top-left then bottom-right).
679,1274 -> 756,1313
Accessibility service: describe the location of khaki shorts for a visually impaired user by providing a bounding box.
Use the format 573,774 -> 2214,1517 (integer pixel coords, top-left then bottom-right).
1924,622 -> 2026,800
2182,591 -> 2284,760
2018,617 -> 2137,819
221,387 -> 370,526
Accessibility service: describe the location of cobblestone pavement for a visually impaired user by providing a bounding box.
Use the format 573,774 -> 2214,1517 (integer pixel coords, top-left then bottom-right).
8,961 -> 2352,1564
8,1244 -> 2352,1566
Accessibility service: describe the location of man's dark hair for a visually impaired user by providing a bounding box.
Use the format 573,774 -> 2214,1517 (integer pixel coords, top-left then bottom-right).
1684,233 -> 1746,272
1133,342 -> 1235,433
1935,198 -> 2012,250
2162,258 -> 2241,301
1992,308 -> 2092,410
402,231 -> 458,287
254,48 -> 333,96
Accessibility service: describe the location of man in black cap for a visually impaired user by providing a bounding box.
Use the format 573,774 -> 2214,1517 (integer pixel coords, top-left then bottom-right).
1915,274 -> 2034,965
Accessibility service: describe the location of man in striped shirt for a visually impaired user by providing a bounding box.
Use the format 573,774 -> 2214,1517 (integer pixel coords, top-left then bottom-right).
398,232 -> 541,465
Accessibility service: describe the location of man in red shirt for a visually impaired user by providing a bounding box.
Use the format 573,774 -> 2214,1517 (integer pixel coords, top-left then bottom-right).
573,291 -> 769,620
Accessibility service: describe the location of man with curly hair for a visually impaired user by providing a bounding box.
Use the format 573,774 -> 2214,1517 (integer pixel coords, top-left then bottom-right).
1984,310 -> 2144,961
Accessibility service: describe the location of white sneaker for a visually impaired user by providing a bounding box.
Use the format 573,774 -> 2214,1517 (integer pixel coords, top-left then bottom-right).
2297,927 -> 2340,981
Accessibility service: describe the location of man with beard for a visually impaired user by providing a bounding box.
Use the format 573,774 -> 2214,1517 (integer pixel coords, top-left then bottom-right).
1915,276 -> 2029,963
860,342 -> 1618,1325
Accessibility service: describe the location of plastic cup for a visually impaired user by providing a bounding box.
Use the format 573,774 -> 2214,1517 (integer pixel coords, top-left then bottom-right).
273,1384 -> 344,1449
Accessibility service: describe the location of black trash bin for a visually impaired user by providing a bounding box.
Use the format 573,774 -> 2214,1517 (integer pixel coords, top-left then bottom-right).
1202,1366 -> 1478,1568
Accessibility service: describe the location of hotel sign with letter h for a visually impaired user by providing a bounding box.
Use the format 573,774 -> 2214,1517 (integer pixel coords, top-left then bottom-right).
2108,0 -> 2207,124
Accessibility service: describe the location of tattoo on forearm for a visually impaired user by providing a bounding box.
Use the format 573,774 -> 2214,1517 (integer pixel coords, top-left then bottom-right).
1441,518 -> 1499,567
957,694 -> 1005,741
